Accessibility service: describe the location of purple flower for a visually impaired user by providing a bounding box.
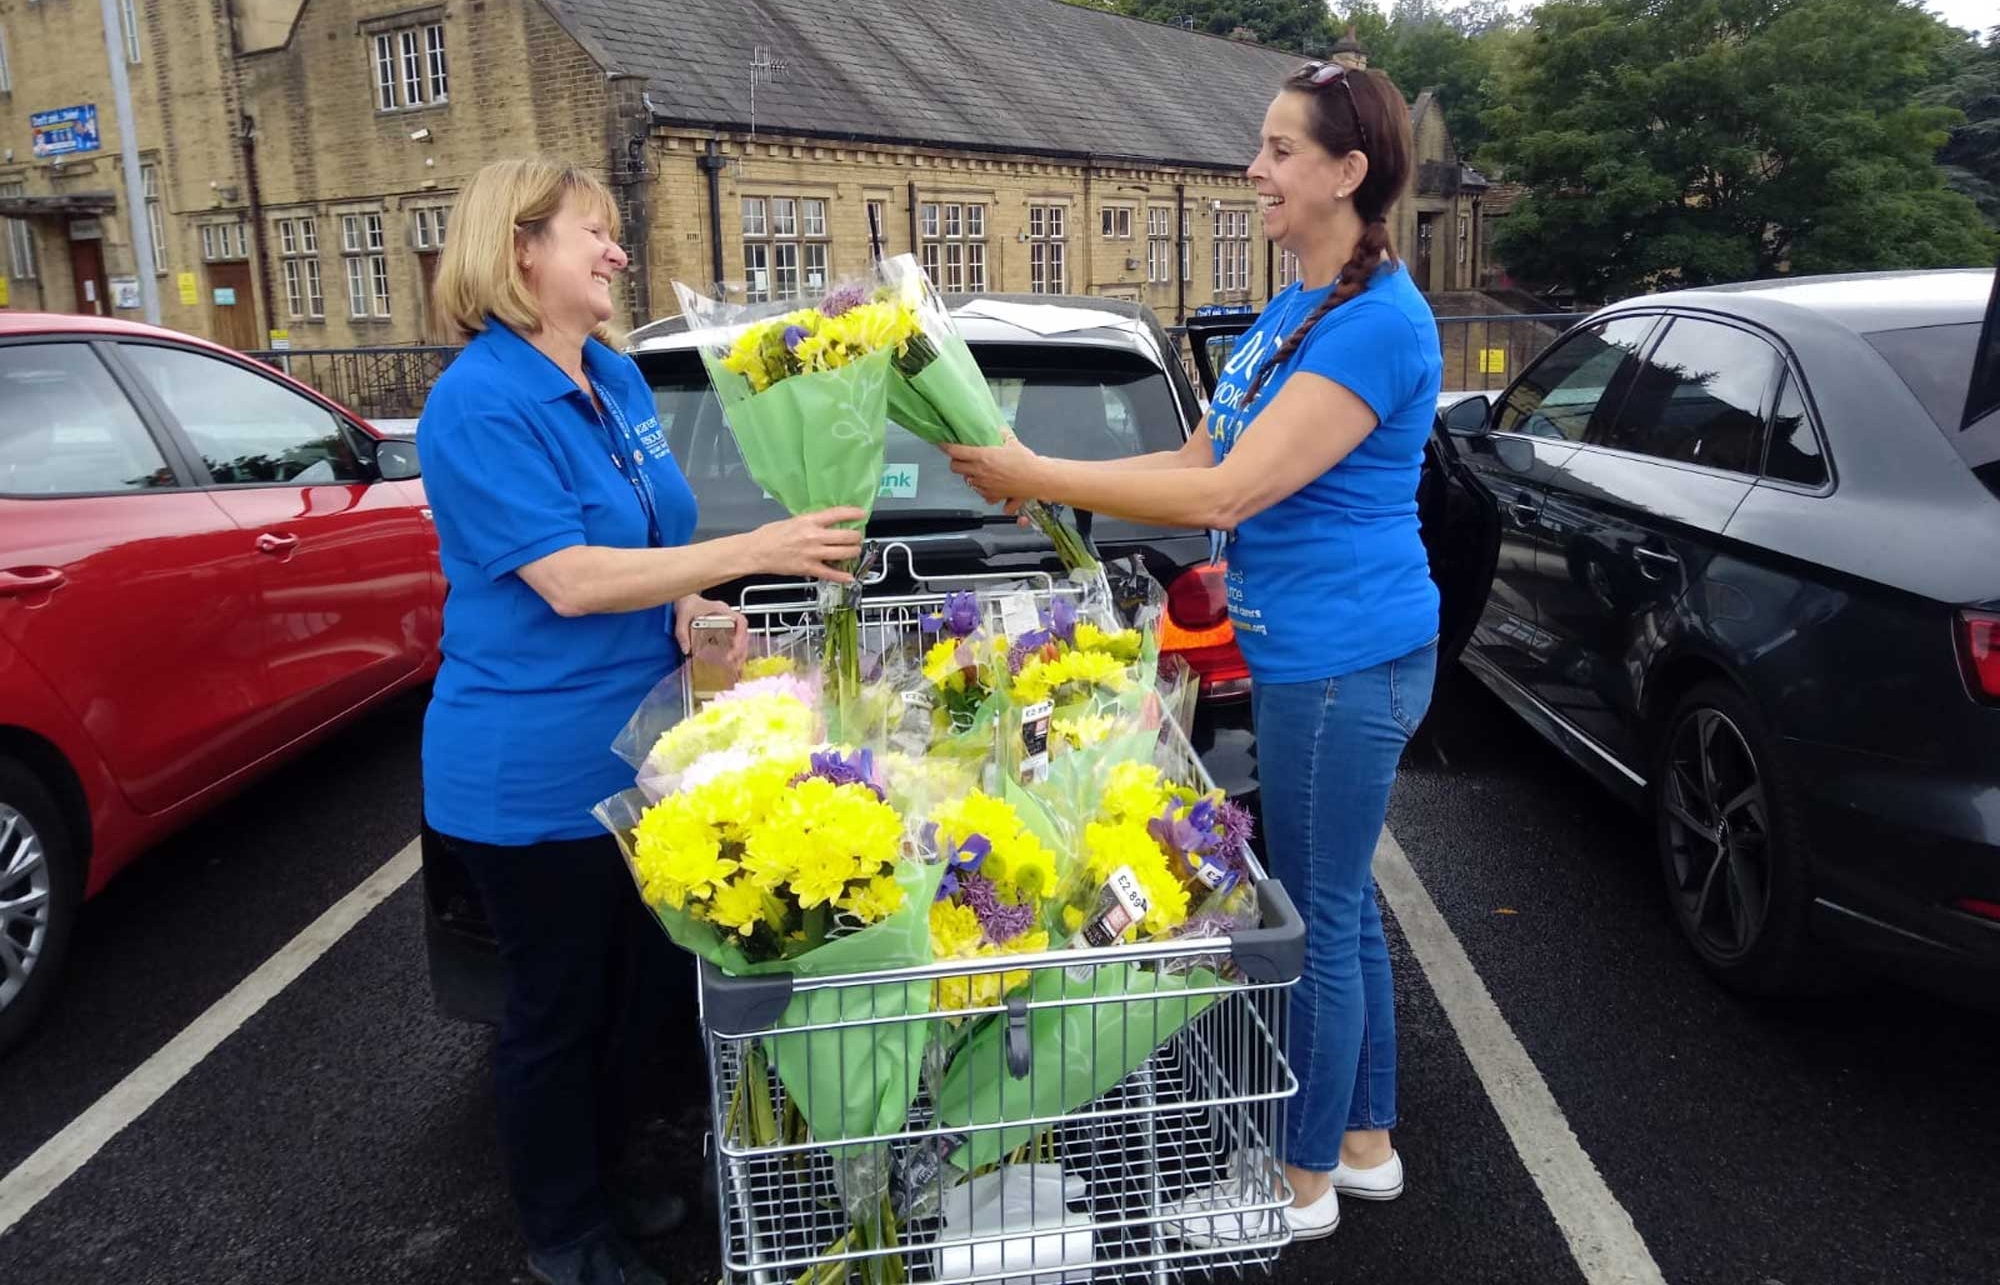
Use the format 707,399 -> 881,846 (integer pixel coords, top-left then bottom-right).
936,833 -> 991,901
1048,597 -> 1078,645
959,872 -> 1037,946
819,282 -> 870,317
794,748 -> 884,800
1007,629 -> 1052,674
1148,802 -> 1221,860
1217,799 -> 1256,854
920,591 -> 982,641
782,324 -> 811,352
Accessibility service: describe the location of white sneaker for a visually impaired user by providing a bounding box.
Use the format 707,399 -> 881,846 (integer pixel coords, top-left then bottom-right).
1162,1151 -> 1338,1247
1329,1150 -> 1405,1201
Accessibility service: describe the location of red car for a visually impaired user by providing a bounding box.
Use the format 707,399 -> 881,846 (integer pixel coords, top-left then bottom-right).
0,312 -> 440,1052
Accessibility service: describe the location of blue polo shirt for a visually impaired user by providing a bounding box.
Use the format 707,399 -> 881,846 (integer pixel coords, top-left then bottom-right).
1208,264 -> 1442,683
418,319 -> 699,845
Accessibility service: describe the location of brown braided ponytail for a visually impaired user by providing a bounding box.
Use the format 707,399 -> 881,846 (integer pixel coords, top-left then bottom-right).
1241,65 -> 1415,407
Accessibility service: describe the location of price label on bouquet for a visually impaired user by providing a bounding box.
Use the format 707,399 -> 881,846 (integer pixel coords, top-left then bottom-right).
1016,699 -> 1053,784
901,688 -> 936,711
999,591 -> 1040,640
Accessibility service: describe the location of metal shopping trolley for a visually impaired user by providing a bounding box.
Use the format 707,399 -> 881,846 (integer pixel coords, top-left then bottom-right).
695,551 -> 1305,1285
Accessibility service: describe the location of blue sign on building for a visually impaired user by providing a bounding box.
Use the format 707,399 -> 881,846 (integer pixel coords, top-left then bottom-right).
1193,303 -> 1255,318
30,106 -> 103,159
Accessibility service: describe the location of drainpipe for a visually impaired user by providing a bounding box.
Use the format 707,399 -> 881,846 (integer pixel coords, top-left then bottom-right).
240,113 -> 276,348
906,180 -> 920,265
698,140 -> 727,290
1174,182 -> 1187,323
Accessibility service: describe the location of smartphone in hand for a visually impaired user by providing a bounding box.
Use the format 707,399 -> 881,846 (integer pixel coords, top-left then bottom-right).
688,615 -> 740,706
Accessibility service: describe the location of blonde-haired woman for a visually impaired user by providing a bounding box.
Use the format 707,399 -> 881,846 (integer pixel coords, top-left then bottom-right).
419,158 -> 862,1285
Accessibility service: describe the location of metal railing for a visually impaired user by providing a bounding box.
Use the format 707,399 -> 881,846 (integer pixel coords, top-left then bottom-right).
253,309 -> 1584,426
247,345 -> 463,422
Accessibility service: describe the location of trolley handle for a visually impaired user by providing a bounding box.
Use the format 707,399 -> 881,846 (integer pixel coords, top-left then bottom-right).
1226,879 -> 1307,985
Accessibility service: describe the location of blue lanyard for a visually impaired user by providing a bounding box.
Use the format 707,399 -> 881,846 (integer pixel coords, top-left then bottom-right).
589,377 -> 665,549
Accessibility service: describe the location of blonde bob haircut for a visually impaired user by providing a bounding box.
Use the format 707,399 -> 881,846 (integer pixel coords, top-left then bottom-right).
433,158 -> 623,343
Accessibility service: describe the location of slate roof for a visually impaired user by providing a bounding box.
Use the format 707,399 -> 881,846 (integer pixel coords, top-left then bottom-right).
542,0 -> 1306,169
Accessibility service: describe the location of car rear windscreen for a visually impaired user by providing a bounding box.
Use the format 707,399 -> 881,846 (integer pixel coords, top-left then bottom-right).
1865,322 -> 2000,475
635,342 -> 1185,537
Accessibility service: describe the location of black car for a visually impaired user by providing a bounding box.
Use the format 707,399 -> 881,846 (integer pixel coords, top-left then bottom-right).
1439,267 -> 2000,1002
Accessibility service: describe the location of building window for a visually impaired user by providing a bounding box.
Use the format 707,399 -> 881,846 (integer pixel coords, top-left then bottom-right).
277,217 -> 323,320
920,201 -> 987,294
1100,206 -> 1132,239
865,199 -> 888,257
1213,208 -> 1250,294
142,166 -> 166,273
1028,204 -> 1066,295
0,24 -> 12,94
1146,207 -> 1173,284
201,222 -> 249,262
119,0 -> 141,63
1276,249 -> 1301,289
373,23 -> 446,111
741,195 -> 829,302
1,183 -> 34,281
411,206 -> 450,250
342,213 -> 390,318
1457,215 -> 1470,266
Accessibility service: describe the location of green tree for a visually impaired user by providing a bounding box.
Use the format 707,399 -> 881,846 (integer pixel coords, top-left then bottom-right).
1926,26 -> 2000,227
1353,2 -> 1521,154
1485,0 -> 1997,301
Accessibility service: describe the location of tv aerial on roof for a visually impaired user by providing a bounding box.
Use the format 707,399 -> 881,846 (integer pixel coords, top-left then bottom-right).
740,43 -> 791,176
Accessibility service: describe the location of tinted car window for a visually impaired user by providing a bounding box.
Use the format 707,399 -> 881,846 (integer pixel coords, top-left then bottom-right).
1598,317 -> 1776,474
1495,316 -> 1653,442
121,344 -> 365,486
0,343 -> 176,496
1865,321 -> 2000,474
1764,375 -> 1828,487
642,342 -> 1184,538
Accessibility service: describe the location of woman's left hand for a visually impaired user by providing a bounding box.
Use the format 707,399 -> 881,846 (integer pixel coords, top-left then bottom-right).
944,438 -> 1049,506
673,595 -> 749,662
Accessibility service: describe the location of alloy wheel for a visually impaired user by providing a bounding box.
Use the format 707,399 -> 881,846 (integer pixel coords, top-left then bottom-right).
1661,708 -> 1772,962
0,804 -> 51,1010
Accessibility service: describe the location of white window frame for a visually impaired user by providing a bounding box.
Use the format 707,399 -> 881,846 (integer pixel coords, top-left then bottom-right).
120,0 -> 142,63
142,166 -> 167,275
373,22 -> 446,112
1146,207 -> 1172,284
1029,205 -> 1066,295
920,200 -> 988,294
1100,206 -> 1132,239
412,206 -> 450,251
342,213 -> 389,317
201,221 -> 248,263
276,216 -> 323,320
0,24 -> 13,94
1,182 -> 35,281
1213,208 -> 1250,295
742,194 -> 829,302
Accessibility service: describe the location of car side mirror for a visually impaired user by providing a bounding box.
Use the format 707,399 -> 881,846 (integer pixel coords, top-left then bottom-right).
1442,395 -> 1493,438
376,439 -> 422,481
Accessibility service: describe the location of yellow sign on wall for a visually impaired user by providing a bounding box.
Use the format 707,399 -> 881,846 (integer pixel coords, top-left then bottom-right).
0,276 -> 9,308
1478,348 -> 1507,375
177,272 -> 200,306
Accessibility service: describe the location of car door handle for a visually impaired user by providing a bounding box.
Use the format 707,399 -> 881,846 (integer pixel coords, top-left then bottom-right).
0,567 -> 67,597
255,533 -> 300,556
1508,498 -> 1541,524
1633,546 -> 1680,578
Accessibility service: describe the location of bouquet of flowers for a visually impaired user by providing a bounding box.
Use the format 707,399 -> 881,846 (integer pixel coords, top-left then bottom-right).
673,275 -> 925,704
876,254 -> 1098,570
925,790 -> 1062,1014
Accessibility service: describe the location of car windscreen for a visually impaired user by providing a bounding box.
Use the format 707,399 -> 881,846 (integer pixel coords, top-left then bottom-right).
1864,322 -> 2000,473
635,341 -> 1186,536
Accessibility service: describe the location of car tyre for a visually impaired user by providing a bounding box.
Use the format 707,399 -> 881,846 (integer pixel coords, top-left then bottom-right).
1653,681 -> 1817,997
0,756 -> 81,1056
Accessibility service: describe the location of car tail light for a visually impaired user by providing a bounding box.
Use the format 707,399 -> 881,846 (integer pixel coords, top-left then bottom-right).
1161,564 -> 1250,699
1958,611 -> 2000,701
1952,897 -> 2000,924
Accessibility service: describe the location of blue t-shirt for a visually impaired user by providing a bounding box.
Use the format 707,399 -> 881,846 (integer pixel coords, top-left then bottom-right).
1208,264 -> 1443,684
418,319 -> 699,845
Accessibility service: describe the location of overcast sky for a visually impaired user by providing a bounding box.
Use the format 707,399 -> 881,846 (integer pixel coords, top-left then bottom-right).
1922,0 -> 1993,36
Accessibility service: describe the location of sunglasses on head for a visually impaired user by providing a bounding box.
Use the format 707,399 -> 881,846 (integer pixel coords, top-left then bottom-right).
1298,60 -> 1371,157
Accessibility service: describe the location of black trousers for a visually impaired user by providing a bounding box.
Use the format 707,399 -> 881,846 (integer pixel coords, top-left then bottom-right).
443,829 -> 692,1253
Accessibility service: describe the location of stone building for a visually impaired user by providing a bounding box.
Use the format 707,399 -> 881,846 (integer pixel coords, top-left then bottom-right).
0,0 -> 1489,349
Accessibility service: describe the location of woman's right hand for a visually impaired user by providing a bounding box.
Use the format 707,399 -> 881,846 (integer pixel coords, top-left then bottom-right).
754,507 -> 868,581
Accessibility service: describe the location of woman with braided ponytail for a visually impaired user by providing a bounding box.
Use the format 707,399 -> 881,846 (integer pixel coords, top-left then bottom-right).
948,60 -> 1442,1242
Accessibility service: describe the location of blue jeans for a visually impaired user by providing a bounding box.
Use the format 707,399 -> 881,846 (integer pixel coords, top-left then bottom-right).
1252,639 -> 1437,1172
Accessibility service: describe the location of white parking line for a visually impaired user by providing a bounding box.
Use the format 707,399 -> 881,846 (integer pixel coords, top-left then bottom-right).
1375,830 -> 1668,1285
0,838 -> 421,1239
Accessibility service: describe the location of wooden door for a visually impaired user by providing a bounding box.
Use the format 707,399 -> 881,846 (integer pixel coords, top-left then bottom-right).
206,260 -> 259,351
68,235 -> 110,317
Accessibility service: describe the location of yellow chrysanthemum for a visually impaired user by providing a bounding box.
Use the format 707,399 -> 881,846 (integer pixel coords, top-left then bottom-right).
929,792 -> 1056,902
923,637 -> 974,690
742,655 -> 797,679
1080,817 -> 1189,938
821,300 -> 920,357
1012,647 -> 1131,707
646,693 -> 818,776
1075,623 -> 1143,663
930,900 -> 987,958
1053,712 -> 1115,750
1102,761 -> 1169,825
840,873 -> 908,925
708,877 -> 779,938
